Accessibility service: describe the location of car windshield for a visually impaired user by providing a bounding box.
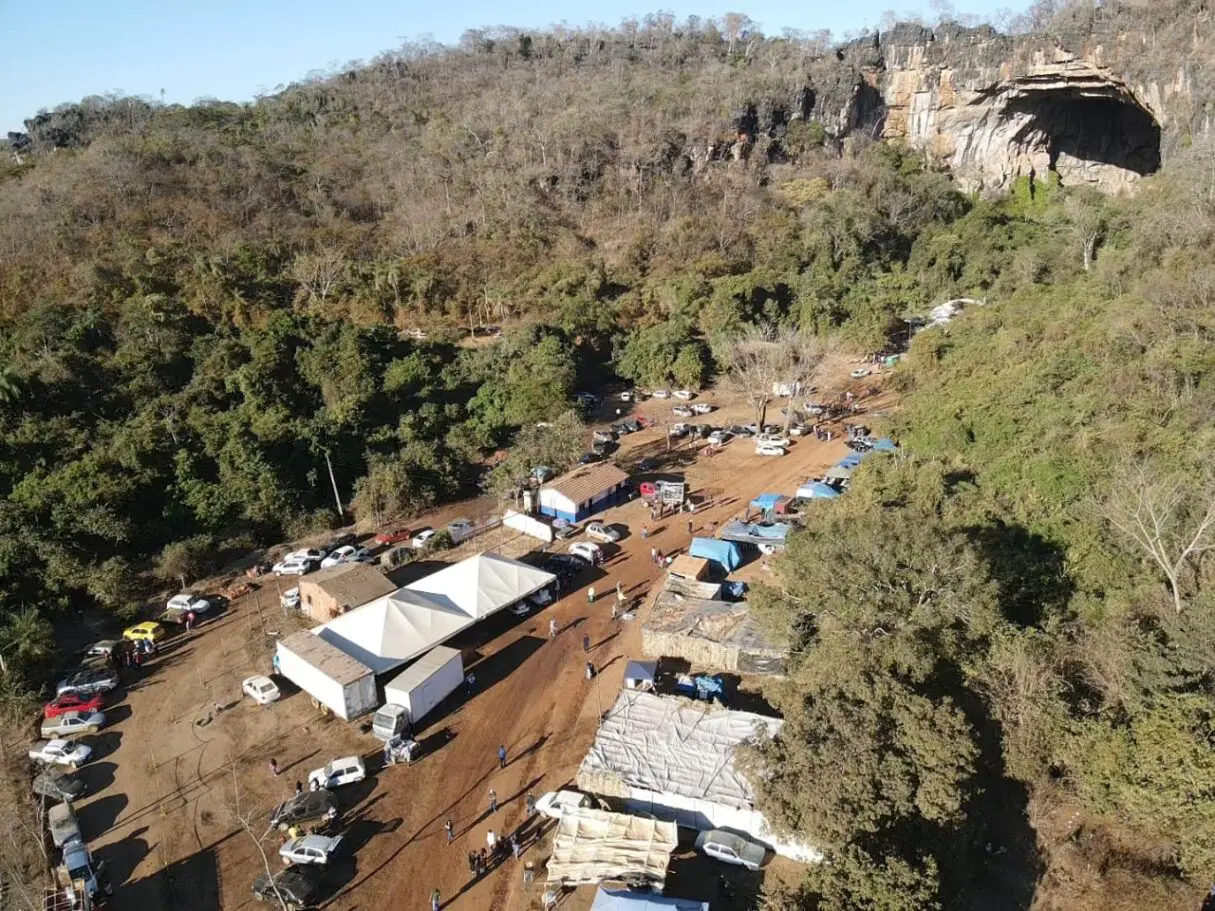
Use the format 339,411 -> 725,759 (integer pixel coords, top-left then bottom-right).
322,762 -> 334,777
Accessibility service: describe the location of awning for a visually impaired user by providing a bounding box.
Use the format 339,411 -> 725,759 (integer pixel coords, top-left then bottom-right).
796,481 -> 840,499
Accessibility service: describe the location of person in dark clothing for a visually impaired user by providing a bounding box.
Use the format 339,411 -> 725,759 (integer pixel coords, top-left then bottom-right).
582,633 -> 591,653
497,744 -> 507,768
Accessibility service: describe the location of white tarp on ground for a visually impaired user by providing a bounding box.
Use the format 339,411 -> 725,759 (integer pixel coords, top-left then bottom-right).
313,553 -> 555,674
577,691 -> 820,862
546,807 -> 678,889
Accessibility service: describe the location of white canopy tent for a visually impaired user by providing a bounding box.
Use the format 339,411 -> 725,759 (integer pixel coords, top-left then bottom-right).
313,553 -> 555,674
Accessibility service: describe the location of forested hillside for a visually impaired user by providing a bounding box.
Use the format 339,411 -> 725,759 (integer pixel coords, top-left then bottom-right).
2,7 -> 1215,911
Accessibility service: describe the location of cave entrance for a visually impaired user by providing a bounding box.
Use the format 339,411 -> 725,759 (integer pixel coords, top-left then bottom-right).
1005,90 -> 1161,187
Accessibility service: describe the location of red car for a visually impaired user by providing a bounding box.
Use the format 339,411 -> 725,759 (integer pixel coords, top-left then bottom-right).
44,691 -> 105,719
374,527 -> 411,546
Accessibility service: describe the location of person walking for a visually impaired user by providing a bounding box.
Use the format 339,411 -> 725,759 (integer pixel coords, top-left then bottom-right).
269,758 -> 279,776
549,618 -> 558,639
641,525 -> 649,539
498,744 -> 507,768
185,610 -> 195,632
465,671 -> 477,694
511,834 -> 521,860
487,830 -> 497,852
489,789 -> 498,814
582,633 -> 591,653
587,586 -> 595,604
615,581 -> 623,601
650,547 -> 658,565
295,781 -> 303,795
610,602 -> 618,621
445,819 -> 454,843
688,519 -> 694,535
430,887 -> 441,911
526,792 -> 537,817
585,661 -> 595,680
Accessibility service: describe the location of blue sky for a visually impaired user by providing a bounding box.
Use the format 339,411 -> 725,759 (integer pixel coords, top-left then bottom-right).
2,0 -> 1014,134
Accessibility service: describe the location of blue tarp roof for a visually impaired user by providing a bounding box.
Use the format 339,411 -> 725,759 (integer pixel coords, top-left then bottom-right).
591,889 -> 708,911
624,660 -> 657,682
838,452 -> 867,469
689,537 -> 743,571
798,481 -> 841,499
750,493 -> 784,510
872,437 -> 898,452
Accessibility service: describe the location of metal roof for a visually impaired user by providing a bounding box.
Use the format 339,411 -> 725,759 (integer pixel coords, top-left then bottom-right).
279,630 -> 373,684
542,462 -> 629,506
301,563 -> 396,610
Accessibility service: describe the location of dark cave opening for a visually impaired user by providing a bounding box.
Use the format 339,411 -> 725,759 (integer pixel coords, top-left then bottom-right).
1006,91 -> 1161,183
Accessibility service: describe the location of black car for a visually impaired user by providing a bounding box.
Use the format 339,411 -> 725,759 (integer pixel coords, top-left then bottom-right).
578,452 -> 603,465
33,768 -> 87,803
322,534 -> 356,555
544,554 -> 586,580
693,424 -> 712,438
252,865 -> 325,909
637,457 -> 659,472
270,789 -> 338,831
727,424 -> 753,437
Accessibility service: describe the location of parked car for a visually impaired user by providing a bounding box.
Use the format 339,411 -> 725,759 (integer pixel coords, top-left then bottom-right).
728,424 -> 752,437
578,451 -> 603,465
755,443 -> 787,456
49,802 -> 82,849
85,640 -> 119,658
650,389 -> 670,399
527,587 -> 555,608
279,834 -> 343,866
586,522 -> 620,543
755,434 -> 790,448
123,621 -> 166,643
789,422 -> 807,436
671,405 -> 693,418
592,429 -> 616,444
850,368 -> 872,379
243,675 -> 281,705
374,527 -> 412,546
44,692 -> 104,720
273,556 -> 316,577
636,457 -> 660,472
692,423 -> 712,438
40,711 -> 106,738
543,554 -> 586,580
591,440 -> 613,457
270,789 -> 338,832
569,542 -> 603,564
691,402 -> 714,414
694,829 -> 766,871
29,739 -> 93,769
669,423 -> 689,437
252,865 -> 325,908
32,767 -> 87,803
307,756 -> 366,791
321,534 -> 356,555
708,429 -> 731,446
554,521 -> 579,540
320,545 -> 372,569
289,548 -> 326,563
672,389 -> 694,400
535,789 -> 608,820
167,592 -> 213,615
280,588 -> 301,610
56,667 -> 119,697
411,528 -> 436,549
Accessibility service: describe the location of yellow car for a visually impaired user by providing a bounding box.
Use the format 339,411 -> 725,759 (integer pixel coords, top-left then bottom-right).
123,621 -> 166,643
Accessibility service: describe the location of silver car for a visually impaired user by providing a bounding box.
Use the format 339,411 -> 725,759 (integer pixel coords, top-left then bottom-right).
694,829 -> 766,871
279,834 -> 343,866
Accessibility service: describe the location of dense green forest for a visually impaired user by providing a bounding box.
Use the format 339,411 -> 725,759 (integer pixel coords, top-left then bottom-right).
2,6 -> 1215,910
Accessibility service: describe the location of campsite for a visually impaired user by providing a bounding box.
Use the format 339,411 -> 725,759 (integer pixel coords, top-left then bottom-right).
40,356 -> 894,911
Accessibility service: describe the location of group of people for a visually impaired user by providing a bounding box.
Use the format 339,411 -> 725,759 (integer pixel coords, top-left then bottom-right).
108,637 -> 155,670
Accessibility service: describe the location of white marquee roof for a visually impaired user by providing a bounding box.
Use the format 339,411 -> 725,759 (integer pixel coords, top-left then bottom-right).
313,553 -> 555,674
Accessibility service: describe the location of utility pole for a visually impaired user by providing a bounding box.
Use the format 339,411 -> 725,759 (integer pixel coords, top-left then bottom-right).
325,451 -> 344,521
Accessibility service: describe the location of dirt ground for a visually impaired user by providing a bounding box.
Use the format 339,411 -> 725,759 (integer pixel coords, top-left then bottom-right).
78,354 -> 894,911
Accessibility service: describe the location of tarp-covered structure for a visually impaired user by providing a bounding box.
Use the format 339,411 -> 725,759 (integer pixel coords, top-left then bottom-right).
823,464 -> 855,483
590,889 -> 708,911
546,807 -> 678,889
871,437 -> 898,453
796,481 -> 840,500
718,520 -> 791,549
314,553 -> 554,674
688,537 -> 742,571
642,575 -> 786,676
577,691 -> 818,861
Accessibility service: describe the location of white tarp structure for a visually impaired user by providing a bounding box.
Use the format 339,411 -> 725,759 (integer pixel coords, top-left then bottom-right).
577,691 -> 819,862
503,509 -> 554,543
314,553 -> 554,674
546,807 -> 678,889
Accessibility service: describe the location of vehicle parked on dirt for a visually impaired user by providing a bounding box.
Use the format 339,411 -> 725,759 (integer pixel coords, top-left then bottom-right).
671,405 -> 693,418
755,443 -> 787,456
672,390 -> 694,400
578,451 -> 603,465
755,434 -> 790,448
270,789 -> 339,832
307,756 -> 366,791
569,542 -> 603,564
29,739 -> 93,769
44,692 -> 104,720
650,389 -> 670,399
280,587 -> 301,610
535,789 -> 609,820
123,621 -> 166,643
56,667 -> 119,697
374,527 -> 412,546
40,711 -> 105,739
850,368 -> 872,379
411,528 -> 436,549
669,423 -> 689,437
708,429 -> 731,446
85,640 -> 119,658
527,587 -> 555,608
279,834 -> 343,866
48,802 -> 82,848
32,767 -> 87,803
636,457 -> 660,472
273,555 -> 318,577
321,534 -> 356,555
543,554 -> 586,580
586,522 -> 620,543
592,429 -> 616,444
167,592 -> 213,616
692,423 -> 712,438
789,423 -> 807,436
691,402 -> 713,414
694,829 -> 767,871
320,545 -> 371,569
252,865 -> 325,908
243,675 -> 281,705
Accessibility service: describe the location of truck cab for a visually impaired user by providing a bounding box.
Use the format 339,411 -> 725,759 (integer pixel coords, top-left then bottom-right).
371,703 -> 409,741
59,842 -> 112,905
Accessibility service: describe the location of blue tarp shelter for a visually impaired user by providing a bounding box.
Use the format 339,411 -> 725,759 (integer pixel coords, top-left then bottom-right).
872,437 -> 898,453
689,537 -> 743,571
591,889 -> 708,911
797,481 -> 841,499
624,660 -> 657,691
750,493 -> 783,511
838,452 -> 867,469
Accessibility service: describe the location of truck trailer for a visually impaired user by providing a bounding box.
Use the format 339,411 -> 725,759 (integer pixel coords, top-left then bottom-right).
276,631 -> 377,721
382,645 -> 463,728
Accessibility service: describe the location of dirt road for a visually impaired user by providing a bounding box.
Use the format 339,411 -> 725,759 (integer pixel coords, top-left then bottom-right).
77,357 -> 892,910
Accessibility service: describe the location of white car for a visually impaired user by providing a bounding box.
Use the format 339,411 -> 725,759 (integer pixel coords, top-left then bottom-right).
708,430 -> 731,446
669,423 -> 689,437
691,402 -> 713,414
411,529 -> 436,549
671,405 -> 693,418
280,587 -> 300,610
672,390 -> 693,400
535,789 -> 604,820
29,739 -> 93,769
40,711 -> 106,739
569,542 -> 603,564
755,443 -> 787,457
290,548 -> 325,563
850,368 -> 872,379
651,389 -> 670,399
694,829 -> 766,871
273,556 -> 316,577
307,756 -> 366,791
279,834 -> 343,866
619,391 -> 633,402
320,545 -> 371,569
242,675 -> 281,705
586,522 -> 620,543
167,592 -> 212,615
755,434 -> 790,448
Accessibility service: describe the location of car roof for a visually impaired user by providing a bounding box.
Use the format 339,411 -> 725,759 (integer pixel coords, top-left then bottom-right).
327,755 -> 360,765
294,834 -> 334,848
245,675 -> 275,686
45,738 -> 70,748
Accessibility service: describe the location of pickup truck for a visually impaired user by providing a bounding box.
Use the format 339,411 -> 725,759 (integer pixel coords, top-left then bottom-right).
40,711 -> 105,739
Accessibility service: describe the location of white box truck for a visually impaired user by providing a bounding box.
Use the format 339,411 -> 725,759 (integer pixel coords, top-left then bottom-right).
382,646 -> 464,727
276,631 -> 377,722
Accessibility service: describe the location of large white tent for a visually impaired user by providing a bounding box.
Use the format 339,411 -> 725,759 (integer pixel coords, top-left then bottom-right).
312,553 -> 555,674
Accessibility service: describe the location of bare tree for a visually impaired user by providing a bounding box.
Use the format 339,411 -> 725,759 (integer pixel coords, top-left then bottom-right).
226,762 -> 290,911
1063,189 -> 1107,273
289,247 -> 347,305
1103,459 -> 1215,614
714,326 -> 825,430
